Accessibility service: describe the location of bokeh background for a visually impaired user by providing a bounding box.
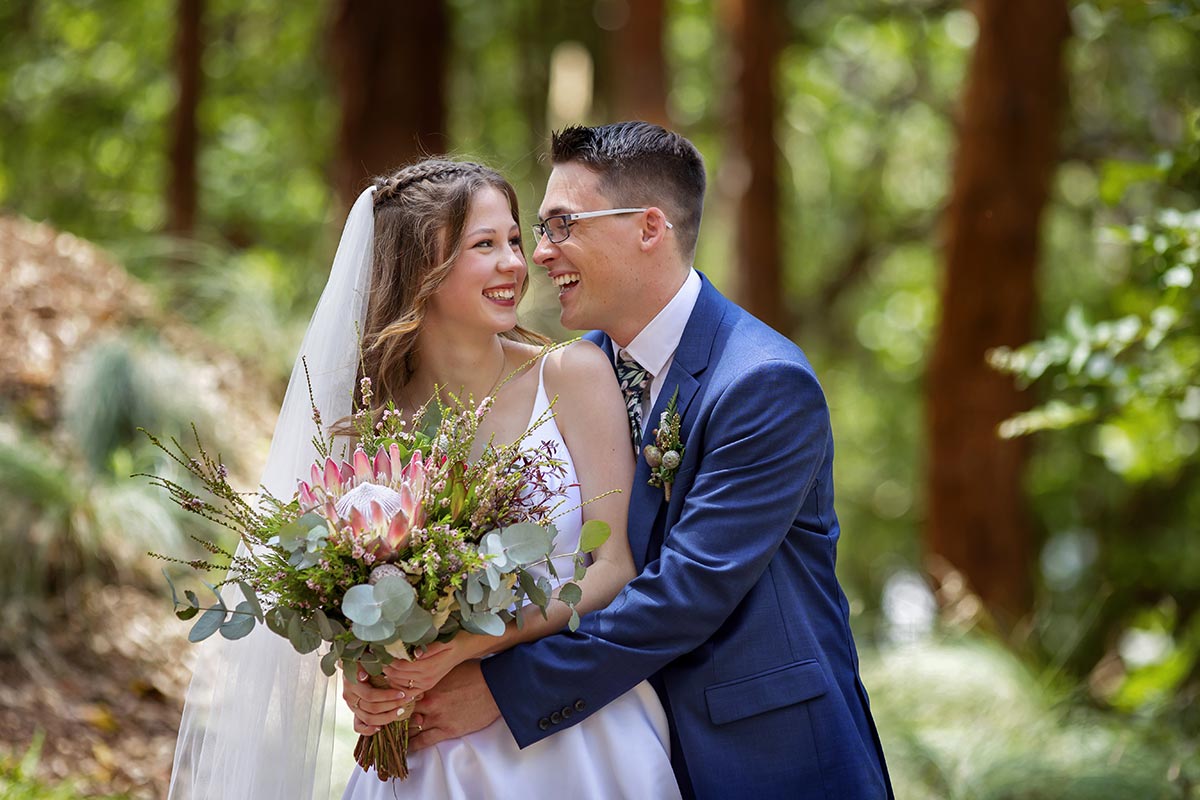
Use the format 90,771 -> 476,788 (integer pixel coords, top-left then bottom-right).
1,0 -> 1198,798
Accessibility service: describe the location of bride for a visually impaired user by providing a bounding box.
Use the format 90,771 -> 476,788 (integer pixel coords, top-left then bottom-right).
168,159 -> 680,799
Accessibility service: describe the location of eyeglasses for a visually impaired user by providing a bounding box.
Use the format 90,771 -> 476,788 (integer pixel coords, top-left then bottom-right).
531,208 -> 674,244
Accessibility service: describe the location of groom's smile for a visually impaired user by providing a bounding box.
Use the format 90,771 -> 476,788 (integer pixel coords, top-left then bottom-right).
550,271 -> 580,297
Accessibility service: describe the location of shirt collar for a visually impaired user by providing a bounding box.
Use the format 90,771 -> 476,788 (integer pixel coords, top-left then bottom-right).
617,268 -> 702,377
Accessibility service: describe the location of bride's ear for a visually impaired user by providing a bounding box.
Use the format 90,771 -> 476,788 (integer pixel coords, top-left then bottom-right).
638,208 -> 672,252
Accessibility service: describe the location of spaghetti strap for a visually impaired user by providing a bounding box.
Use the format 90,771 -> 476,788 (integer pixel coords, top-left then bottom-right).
527,354 -> 551,432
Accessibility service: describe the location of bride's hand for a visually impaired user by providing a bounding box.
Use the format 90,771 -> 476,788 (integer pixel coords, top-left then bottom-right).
383,637 -> 478,695
342,664 -> 421,736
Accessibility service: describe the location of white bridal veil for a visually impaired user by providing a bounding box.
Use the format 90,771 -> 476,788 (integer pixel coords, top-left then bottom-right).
169,187 -> 377,799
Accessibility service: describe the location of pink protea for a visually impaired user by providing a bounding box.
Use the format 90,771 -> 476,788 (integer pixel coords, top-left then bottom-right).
373,448 -> 392,483
353,448 -> 372,481
304,446 -> 428,559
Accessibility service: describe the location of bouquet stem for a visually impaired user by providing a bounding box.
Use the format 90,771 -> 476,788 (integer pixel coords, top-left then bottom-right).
353,674 -> 414,781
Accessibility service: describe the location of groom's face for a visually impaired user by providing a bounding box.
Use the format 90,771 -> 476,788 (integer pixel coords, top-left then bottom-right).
533,162 -> 641,334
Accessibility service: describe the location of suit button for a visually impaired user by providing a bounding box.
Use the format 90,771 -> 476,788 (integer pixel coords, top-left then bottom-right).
574,699 -> 586,712
550,711 -> 562,724
561,705 -> 573,719
538,717 -> 550,731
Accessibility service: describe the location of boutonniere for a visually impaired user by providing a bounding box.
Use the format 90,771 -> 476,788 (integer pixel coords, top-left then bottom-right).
644,388 -> 684,501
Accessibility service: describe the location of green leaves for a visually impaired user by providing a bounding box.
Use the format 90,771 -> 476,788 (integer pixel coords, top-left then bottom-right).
341,576 -> 432,644
271,512 -> 329,569
189,606 -> 226,642
557,582 -> 582,606
579,520 -> 611,553
165,571 -> 265,642
557,582 -> 584,631
499,523 -> 556,564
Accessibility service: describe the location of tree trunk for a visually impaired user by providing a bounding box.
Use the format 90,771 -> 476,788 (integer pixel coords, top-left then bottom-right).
167,0 -> 202,235
606,0 -> 669,126
926,0 -> 1071,627
329,0 -> 449,208
721,0 -> 787,334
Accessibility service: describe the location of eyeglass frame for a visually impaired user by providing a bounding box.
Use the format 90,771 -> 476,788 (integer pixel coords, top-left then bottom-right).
531,208 -> 674,244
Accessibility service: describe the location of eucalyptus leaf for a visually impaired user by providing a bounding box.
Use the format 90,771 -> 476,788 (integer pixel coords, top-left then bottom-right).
574,560 -> 587,582
579,519 -> 611,553
487,586 -> 515,609
320,648 -> 340,677
352,618 -> 397,642
568,609 -> 581,632
342,583 -> 382,625
265,607 -> 291,638
184,589 -> 200,609
518,569 -> 547,609
287,614 -> 322,654
298,511 -> 326,533
175,605 -> 199,621
558,582 -> 583,607
238,582 -> 264,621
375,577 -> 416,621
313,608 -> 334,640
461,609 -> 506,637
395,605 -> 436,643
466,573 -> 484,604
500,522 -> 555,564
164,569 -> 180,607
189,606 -> 226,642
219,604 -> 256,640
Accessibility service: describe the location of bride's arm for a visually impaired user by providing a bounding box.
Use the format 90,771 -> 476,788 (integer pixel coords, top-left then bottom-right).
379,341 -> 635,692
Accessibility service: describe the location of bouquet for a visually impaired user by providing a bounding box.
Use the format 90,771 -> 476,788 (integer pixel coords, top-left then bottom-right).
144,351 -> 611,781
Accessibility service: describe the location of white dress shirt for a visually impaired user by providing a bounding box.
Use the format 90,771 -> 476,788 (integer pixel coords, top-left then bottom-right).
615,268 -> 702,434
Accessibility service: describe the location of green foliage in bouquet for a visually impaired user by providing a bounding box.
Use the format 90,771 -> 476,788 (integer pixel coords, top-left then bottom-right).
140,347 -> 612,780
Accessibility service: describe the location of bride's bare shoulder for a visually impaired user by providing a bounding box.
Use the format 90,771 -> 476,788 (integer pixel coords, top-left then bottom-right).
542,339 -> 616,392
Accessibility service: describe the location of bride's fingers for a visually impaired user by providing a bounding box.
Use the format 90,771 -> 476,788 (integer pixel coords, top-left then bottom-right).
414,641 -> 453,660
353,717 -> 380,736
382,660 -> 436,685
343,688 -> 408,714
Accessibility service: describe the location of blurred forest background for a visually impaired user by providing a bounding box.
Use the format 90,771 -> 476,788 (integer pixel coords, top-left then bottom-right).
1,0 -> 1198,797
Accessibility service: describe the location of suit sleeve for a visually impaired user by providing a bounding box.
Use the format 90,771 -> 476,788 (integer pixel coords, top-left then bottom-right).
481,358 -> 832,747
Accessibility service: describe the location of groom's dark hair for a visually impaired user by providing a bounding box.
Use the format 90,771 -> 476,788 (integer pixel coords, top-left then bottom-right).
551,121 -> 706,261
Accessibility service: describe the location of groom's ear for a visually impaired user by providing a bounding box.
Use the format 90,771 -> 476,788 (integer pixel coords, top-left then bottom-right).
638,207 -> 671,252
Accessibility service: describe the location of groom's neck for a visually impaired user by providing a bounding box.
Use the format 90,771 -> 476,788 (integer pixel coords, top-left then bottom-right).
606,264 -> 691,348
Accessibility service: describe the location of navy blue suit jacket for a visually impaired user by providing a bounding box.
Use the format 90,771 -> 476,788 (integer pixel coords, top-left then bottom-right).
481,277 -> 891,799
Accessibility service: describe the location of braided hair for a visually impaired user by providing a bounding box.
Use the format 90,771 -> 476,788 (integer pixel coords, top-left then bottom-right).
354,158 -> 546,420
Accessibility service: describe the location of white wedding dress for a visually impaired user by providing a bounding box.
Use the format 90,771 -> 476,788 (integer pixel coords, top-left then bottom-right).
342,357 -> 681,800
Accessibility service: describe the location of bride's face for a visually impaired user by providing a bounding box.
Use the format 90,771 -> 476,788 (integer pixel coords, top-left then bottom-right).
427,186 -> 528,335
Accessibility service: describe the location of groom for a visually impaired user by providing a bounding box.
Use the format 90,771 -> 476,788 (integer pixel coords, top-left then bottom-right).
401,122 -> 889,798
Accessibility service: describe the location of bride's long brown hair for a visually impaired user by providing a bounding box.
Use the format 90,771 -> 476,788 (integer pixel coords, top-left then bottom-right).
357,158 -> 547,419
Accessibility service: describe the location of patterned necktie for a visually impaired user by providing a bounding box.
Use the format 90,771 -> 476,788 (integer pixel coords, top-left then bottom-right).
615,351 -> 650,455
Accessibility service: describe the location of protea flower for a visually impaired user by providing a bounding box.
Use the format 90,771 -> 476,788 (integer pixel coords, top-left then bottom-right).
296,447 -> 428,559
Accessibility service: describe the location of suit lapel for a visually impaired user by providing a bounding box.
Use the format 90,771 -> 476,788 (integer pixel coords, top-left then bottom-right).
624,275 -> 727,569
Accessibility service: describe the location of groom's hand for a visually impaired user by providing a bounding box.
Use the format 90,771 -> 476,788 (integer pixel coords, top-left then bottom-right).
408,660 -> 500,751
